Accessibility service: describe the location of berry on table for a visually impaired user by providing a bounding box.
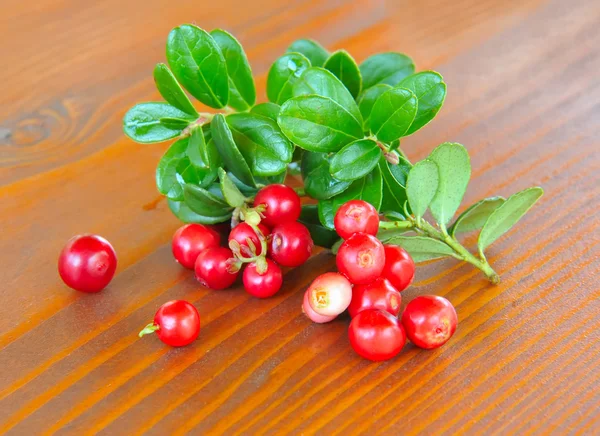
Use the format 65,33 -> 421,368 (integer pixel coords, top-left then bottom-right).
269,221 -> 314,267
229,222 -> 270,258
172,224 -> 220,269
139,300 -> 200,347
307,272 -> 353,317
347,277 -> 402,318
195,247 -> 239,290
336,233 -> 385,285
243,259 -> 283,298
401,295 -> 458,349
302,289 -> 337,323
348,309 -> 406,361
381,244 -> 415,292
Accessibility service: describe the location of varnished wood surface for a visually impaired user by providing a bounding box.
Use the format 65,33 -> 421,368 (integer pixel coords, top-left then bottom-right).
1,0 -> 599,433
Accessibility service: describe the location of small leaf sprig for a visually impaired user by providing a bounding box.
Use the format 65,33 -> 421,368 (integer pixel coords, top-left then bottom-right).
123,24 -> 543,284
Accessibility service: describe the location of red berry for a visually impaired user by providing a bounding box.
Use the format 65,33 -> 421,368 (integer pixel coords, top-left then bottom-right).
243,259 -> 283,298
336,233 -> 385,285
229,223 -> 270,258
172,224 -> 220,269
348,309 -> 406,361
269,221 -> 314,267
253,184 -> 301,227
334,200 -> 379,239
139,300 -> 200,347
307,272 -> 353,317
195,247 -> 239,290
58,234 -> 117,293
302,289 -> 336,323
401,295 -> 458,349
348,278 -> 402,318
382,245 -> 415,291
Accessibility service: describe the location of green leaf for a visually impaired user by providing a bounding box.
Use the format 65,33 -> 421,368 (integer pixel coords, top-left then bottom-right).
428,142 -> 471,228
385,236 -> 456,263
218,168 -> 247,208
359,53 -> 415,91
278,95 -> 363,152
156,138 -> 217,201
267,53 -> 311,104
168,199 -> 232,224
153,63 -> 198,116
159,117 -> 192,130
449,196 -> 506,236
251,102 -> 280,122
323,50 -> 362,99
287,39 -> 329,67
301,152 -> 351,200
183,183 -> 234,217
329,139 -> 381,181
293,67 -> 362,124
358,84 -> 392,132
210,29 -> 256,111
298,205 -> 339,248
186,128 -> 211,168
398,71 -> 446,135
318,166 -> 383,229
406,159 -> 439,219
123,103 -> 194,143
226,113 -> 293,176
227,172 -> 259,197
478,187 -> 544,252
377,227 -> 413,244
211,114 -> 255,187
379,156 -> 412,214
370,87 -> 418,143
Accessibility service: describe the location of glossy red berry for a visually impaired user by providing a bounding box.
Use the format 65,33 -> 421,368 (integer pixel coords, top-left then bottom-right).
58,234 -> 117,293
302,289 -> 337,323
347,278 -> 402,318
172,224 -> 220,269
348,309 -> 406,361
229,223 -> 270,258
195,247 -> 239,290
253,184 -> 301,227
269,221 -> 314,267
243,259 -> 283,298
336,233 -> 385,285
382,244 -> 415,291
401,295 -> 458,349
334,200 -> 379,239
307,272 -> 353,317
139,300 -> 200,347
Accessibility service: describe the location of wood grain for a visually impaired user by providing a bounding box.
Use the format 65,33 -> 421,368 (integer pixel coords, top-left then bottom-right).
1,0 -> 599,434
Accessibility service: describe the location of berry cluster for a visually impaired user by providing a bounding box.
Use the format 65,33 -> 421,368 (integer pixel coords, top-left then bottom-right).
303,200 -> 458,361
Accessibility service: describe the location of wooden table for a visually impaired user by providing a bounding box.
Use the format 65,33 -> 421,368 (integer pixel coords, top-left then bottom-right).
1,0 -> 599,434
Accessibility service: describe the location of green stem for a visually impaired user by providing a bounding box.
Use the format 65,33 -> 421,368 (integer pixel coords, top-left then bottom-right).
139,323 -> 159,338
378,220 -> 413,231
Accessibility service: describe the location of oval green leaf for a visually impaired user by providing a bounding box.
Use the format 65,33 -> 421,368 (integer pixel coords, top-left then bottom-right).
478,187 -> 544,252
358,84 -> 392,132
210,29 -> 256,111
278,95 -> 363,152
183,183 -> 234,217
159,117 -> 192,130
168,200 -> 232,224
123,102 -> 194,143
250,102 -> 281,122
210,114 -> 255,186
166,25 -> 229,109
428,142 -> 471,227
449,196 -> 506,236
286,39 -> 329,67
218,168 -> 247,208
301,151 -> 351,200
407,159 -> 439,219
323,50 -> 362,99
267,53 -> 311,105
226,113 -> 293,176
153,63 -> 198,116
398,71 -> 447,135
370,87 -> 418,143
359,52 -> 415,91
299,205 -> 339,248
385,236 -> 457,263
329,139 -> 381,181
379,155 -> 412,215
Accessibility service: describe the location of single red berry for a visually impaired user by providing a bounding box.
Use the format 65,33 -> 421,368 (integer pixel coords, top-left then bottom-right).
172,224 -> 220,269
139,300 -> 200,347
302,289 -> 336,323
269,221 -> 314,267
253,184 -> 301,227
58,234 -> 117,293
348,277 -> 402,318
334,200 -> 379,239
195,247 -> 239,290
243,259 -> 283,298
336,233 -> 385,285
307,272 -> 353,317
229,223 -> 270,258
401,295 -> 458,349
382,244 -> 415,291
348,309 -> 406,361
